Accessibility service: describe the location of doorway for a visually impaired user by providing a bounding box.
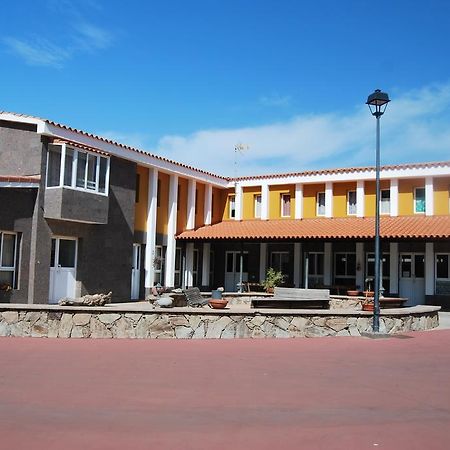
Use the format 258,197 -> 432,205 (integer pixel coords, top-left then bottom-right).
49,237 -> 77,304
224,251 -> 248,292
131,244 -> 141,300
399,253 -> 425,306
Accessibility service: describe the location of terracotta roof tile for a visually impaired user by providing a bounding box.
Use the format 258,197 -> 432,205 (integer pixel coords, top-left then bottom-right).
177,216 -> 450,241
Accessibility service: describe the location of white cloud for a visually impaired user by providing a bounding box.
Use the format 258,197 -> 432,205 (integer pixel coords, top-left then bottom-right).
2,37 -> 70,68
99,130 -> 151,150
73,22 -> 113,51
151,83 -> 450,177
259,94 -> 291,107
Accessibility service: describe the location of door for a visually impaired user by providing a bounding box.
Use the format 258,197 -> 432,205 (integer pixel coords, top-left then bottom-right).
399,253 -> 425,306
49,238 -> 77,304
224,251 -> 248,292
131,244 -> 141,300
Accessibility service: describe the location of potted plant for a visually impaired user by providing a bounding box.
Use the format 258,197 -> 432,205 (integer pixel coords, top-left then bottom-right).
261,268 -> 285,293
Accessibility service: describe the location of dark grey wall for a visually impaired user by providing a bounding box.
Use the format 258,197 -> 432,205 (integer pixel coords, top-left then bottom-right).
0,120 -> 42,176
0,188 -> 37,303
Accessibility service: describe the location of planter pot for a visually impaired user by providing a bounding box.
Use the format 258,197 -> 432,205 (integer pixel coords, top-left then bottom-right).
209,299 -> 228,309
347,290 -> 360,297
266,287 -> 274,294
362,303 -> 374,311
363,291 -> 374,297
211,289 -> 223,300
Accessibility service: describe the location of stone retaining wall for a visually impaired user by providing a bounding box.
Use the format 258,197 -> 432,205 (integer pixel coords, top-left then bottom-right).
0,305 -> 440,339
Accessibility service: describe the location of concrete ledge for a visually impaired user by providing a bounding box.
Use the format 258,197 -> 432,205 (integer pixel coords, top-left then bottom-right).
0,303 -> 440,339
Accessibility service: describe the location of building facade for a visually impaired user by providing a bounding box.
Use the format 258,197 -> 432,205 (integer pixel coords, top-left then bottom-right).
1,112 -> 450,307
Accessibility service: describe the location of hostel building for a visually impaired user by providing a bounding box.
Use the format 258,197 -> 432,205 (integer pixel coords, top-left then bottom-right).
1,112 -> 450,307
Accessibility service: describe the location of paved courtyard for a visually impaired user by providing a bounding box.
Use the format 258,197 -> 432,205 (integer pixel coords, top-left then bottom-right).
1,328 -> 450,449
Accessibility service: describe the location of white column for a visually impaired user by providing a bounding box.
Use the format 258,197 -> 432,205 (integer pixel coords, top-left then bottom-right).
295,183 -> 303,219
293,243 -> 302,287
425,177 -> 434,216
324,242 -> 332,286
355,242 -> 364,289
164,174 -> 178,287
261,184 -> 269,220
259,243 -> 267,282
186,179 -> 196,230
425,242 -> 434,296
204,184 -> 212,225
235,183 -> 243,221
356,180 -> 365,217
201,243 -> 211,287
389,242 -> 399,294
390,179 -> 398,217
325,182 -> 333,218
144,168 -> 158,291
185,243 -> 194,287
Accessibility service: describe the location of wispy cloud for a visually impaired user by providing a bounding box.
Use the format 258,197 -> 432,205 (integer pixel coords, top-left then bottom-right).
2,37 -> 70,68
259,94 -> 291,107
151,83 -> 450,177
99,130 -> 151,150
73,22 -> 113,51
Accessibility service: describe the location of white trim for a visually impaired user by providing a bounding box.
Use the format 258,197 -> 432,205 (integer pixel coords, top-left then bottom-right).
425,177 -> 434,216
164,174 -> 178,287
186,179 -> 196,230
185,243 -> 194,287
390,179 -> 398,217
325,182 -> 333,218
295,183 -> 303,219
204,184 -> 212,225
254,194 -> 262,219
59,143 -> 66,187
261,184 -> 269,220
235,184 -> 243,221
356,180 -> 364,217
144,168 -> 158,289
0,182 -> 39,188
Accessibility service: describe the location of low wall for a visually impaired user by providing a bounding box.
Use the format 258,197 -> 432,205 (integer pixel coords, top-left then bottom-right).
0,304 -> 440,339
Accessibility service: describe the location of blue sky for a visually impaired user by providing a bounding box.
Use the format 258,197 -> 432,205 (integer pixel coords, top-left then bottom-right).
1,0 -> 450,176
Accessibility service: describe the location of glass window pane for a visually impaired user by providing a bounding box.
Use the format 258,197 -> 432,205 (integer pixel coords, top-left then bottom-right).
317,192 -> 325,215
316,254 -> 324,275
175,248 -> 181,271
367,253 -> 375,277
229,196 -> 235,218
415,188 -> 425,213
50,239 -> 56,267
0,271 -> 13,285
348,191 -> 357,215
76,152 -> 87,188
99,157 -> 108,193
335,253 -> 346,276
1,234 -> 15,267
254,195 -> 261,218
47,145 -> 61,187
347,253 -> 356,275
86,155 -> 97,190
282,194 -> 291,216
380,190 -> 390,214
64,149 -> 74,187
414,254 -> 424,278
401,255 -> 412,278
58,240 -> 76,268
437,255 -> 449,279
243,253 -> 248,273
308,254 -> 315,275
226,253 -> 234,272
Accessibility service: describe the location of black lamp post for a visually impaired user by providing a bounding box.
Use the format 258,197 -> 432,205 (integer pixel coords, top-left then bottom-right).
366,89 -> 390,332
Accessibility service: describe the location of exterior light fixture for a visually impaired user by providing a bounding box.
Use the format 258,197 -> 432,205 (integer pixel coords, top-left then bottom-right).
366,89 -> 390,333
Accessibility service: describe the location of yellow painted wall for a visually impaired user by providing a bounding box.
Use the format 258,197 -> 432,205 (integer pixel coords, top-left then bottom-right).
243,186 -> 261,219
176,178 -> 188,234
303,184 -> 325,218
364,180 -> 390,217
434,177 -> 450,215
156,172 -> 169,234
195,183 -> 205,228
134,166 -> 149,232
212,187 -> 227,224
398,178 -> 424,216
268,184 -> 295,219
222,188 -> 236,221
333,182 -> 356,217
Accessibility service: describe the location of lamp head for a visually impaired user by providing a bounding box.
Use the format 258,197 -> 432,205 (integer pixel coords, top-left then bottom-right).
366,89 -> 390,117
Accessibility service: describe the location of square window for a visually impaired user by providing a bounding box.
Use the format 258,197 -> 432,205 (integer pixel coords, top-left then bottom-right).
380,189 -> 390,214
281,194 -> 291,217
254,194 -> 262,218
229,195 -> 236,218
317,192 -> 325,216
347,191 -> 357,215
414,187 -> 426,213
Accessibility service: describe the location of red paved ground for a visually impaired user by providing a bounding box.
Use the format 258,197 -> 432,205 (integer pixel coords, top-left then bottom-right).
1,331 -> 450,450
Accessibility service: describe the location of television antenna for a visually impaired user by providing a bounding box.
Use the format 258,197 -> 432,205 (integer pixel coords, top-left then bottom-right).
234,143 -> 249,180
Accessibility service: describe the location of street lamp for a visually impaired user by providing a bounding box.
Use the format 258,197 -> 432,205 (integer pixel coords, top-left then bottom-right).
366,89 -> 390,333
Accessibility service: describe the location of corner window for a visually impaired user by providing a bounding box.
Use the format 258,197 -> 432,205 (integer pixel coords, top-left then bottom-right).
254,194 -> 262,218
414,187 -> 425,213
380,189 -> 390,215
281,194 -> 291,217
347,191 -> 357,215
317,192 -> 325,216
229,195 -> 236,219
46,144 -> 109,195
0,232 -> 18,289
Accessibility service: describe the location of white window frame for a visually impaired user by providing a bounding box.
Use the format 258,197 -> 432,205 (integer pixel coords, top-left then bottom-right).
254,194 -> 262,219
46,143 -> 110,196
0,232 -> 18,289
229,195 -> 236,219
317,192 -> 326,216
380,189 -> 390,215
414,187 -> 426,214
280,193 -> 291,218
347,190 -> 357,216
153,245 -> 163,285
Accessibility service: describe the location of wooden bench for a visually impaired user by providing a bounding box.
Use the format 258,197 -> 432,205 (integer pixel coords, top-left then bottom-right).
251,287 -> 330,309
182,287 -> 210,307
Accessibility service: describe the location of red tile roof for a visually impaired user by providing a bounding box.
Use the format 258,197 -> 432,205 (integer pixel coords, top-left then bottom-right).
0,175 -> 41,184
177,216 -> 450,241
232,160 -> 450,181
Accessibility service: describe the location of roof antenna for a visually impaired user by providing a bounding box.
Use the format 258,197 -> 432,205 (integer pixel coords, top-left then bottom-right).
234,143 -> 249,181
